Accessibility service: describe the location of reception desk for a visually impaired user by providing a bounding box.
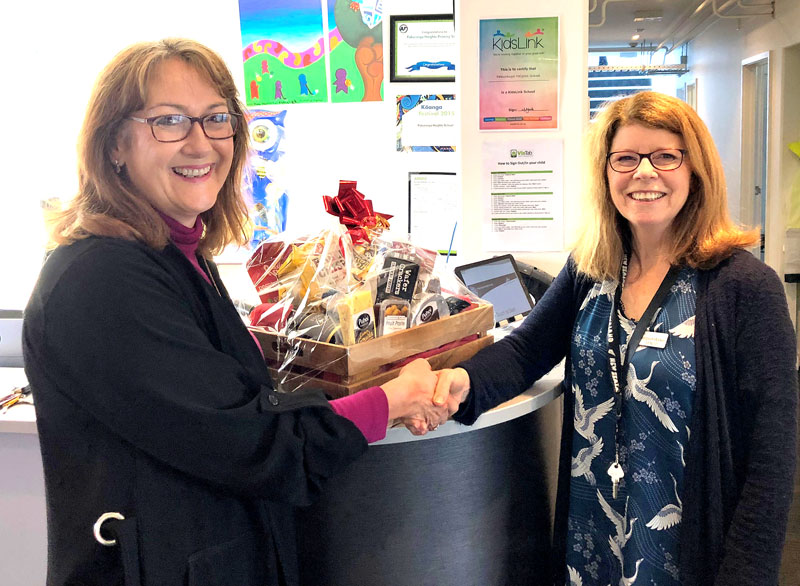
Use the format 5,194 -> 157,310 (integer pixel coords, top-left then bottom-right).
0,367 -> 564,586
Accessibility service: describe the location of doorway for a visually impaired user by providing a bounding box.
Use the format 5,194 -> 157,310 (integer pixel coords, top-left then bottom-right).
740,53 -> 770,260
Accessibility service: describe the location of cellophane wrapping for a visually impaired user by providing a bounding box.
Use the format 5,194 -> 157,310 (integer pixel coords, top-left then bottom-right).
246,180 -> 490,394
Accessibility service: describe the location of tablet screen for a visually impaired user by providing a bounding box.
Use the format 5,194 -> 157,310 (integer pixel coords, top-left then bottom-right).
455,255 -> 533,324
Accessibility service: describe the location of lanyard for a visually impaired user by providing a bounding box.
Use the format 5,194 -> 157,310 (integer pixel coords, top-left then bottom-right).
606,259 -> 681,486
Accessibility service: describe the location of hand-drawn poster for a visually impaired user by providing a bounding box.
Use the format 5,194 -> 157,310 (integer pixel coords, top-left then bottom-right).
327,0 -> 384,103
479,17 -> 559,130
239,0 -> 384,106
239,0 -> 328,106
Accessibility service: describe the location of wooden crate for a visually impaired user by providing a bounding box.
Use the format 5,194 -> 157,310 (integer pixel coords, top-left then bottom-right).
250,304 -> 494,397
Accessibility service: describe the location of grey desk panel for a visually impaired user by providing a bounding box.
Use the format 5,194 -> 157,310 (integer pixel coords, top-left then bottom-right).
297,392 -> 563,586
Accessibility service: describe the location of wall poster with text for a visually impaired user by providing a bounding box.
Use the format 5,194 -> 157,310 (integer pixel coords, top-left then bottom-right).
478,17 -> 559,130
482,139 -> 563,251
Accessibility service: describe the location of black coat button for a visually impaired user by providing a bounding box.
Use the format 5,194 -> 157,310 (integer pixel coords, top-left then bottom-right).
268,395 -> 279,406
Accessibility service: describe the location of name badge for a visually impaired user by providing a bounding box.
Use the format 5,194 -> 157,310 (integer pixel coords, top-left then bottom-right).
641,331 -> 669,349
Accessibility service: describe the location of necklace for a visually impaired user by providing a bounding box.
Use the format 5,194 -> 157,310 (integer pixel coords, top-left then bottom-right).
202,257 -> 223,297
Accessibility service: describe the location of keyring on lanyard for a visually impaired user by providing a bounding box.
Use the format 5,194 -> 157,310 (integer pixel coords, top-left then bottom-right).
606,257 -> 681,498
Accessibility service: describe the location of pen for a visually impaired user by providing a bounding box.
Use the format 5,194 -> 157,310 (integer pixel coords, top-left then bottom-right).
445,222 -> 457,264
1,396 -> 20,414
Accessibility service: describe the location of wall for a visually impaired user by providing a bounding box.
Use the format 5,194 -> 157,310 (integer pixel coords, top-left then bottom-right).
0,0 -> 242,309
0,0 -> 589,309
457,1 -> 589,278
0,5 -> 588,581
0,0 -> 459,308
681,0 -> 800,273
679,0 -> 800,328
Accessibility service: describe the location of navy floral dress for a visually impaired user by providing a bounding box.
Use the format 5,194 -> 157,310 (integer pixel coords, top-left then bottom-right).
565,265 -> 698,585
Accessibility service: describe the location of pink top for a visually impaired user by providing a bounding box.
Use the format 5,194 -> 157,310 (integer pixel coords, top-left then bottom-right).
160,211 -> 389,442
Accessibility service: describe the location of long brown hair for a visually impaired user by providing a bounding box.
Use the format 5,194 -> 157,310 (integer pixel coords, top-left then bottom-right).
572,91 -> 757,281
50,38 -> 250,256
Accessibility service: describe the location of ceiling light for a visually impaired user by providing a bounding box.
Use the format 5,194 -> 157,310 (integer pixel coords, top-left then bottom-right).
633,10 -> 663,22
631,34 -> 641,40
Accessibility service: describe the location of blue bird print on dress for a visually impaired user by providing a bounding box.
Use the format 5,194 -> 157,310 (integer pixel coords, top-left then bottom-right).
572,437 -> 604,484
625,361 -> 678,432
581,279 -> 618,310
646,473 -> 682,531
669,315 -> 695,338
574,383 -> 615,442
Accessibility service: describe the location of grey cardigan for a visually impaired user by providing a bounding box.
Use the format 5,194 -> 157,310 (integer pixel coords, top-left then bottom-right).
455,249 -> 798,586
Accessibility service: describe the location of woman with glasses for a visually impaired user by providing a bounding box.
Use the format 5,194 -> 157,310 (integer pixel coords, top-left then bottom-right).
23,39 -> 447,586
423,91 -> 797,585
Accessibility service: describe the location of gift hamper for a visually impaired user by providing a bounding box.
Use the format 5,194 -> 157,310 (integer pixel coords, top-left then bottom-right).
246,181 -> 494,397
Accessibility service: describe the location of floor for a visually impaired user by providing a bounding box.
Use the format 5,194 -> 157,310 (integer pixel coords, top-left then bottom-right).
779,417 -> 800,586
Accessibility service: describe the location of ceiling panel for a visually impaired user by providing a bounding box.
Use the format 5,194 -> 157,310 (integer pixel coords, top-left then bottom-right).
589,0 -> 702,50
588,0 -> 775,53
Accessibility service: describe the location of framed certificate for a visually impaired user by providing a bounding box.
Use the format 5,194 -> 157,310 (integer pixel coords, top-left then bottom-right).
390,14 -> 456,83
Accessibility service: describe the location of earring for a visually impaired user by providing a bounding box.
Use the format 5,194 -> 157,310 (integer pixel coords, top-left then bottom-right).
112,159 -> 122,174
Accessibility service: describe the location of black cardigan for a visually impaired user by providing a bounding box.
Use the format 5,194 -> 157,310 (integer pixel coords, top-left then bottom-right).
455,250 -> 798,586
23,236 -> 367,586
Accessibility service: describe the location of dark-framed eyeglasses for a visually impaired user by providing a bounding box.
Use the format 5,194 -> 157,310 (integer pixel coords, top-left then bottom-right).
127,112 -> 240,143
607,149 -> 687,173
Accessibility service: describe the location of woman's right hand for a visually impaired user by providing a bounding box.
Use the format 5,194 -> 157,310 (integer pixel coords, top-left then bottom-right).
397,366 -> 471,435
381,359 -> 448,434
433,367 -> 471,416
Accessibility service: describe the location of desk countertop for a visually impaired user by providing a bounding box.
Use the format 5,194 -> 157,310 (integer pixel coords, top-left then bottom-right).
0,366 -> 565,440
378,370 -> 563,444
0,367 -> 35,434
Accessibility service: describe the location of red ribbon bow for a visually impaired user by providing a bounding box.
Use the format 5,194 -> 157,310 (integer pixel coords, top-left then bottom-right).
322,180 -> 392,247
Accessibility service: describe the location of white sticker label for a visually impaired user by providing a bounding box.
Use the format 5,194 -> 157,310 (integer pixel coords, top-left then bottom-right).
640,331 -> 669,349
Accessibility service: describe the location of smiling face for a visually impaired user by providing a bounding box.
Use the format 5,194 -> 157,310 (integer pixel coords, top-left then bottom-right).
113,59 -> 234,227
607,123 -> 692,244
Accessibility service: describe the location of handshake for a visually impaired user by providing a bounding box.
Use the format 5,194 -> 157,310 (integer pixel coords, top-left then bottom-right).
380,359 -> 471,436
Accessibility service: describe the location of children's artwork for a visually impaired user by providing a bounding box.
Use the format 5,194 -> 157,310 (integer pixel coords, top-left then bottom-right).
245,110 -> 289,247
396,95 -> 457,152
327,0 -> 384,103
239,0 -> 328,106
239,0 -> 384,106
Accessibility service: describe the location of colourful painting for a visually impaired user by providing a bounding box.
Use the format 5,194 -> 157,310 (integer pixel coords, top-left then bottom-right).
239,0 -> 384,106
239,0 -> 328,106
245,110 -> 289,247
326,0 -> 384,103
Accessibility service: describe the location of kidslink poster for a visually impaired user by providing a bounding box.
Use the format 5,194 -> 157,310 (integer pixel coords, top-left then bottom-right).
478,17 -> 559,130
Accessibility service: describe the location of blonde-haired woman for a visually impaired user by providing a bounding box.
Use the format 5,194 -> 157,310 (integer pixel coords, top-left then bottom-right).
428,91 -> 797,585
24,39 -> 446,586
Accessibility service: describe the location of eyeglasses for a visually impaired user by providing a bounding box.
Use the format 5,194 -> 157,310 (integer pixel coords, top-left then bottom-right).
127,112 -> 240,143
607,149 -> 687,173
